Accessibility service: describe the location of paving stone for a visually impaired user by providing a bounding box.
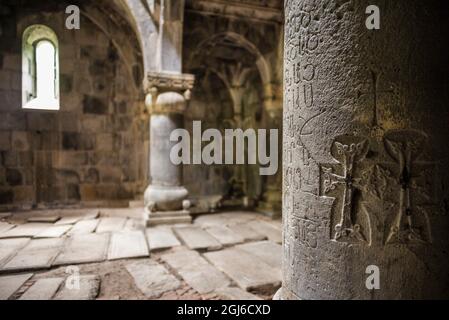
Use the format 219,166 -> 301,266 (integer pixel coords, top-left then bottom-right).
28,215 -> 60,223
107,231 -> 149,261
161,250 -> 230,294
173,226 -> 222,251
0,238 -> 30,267
249,220 -> 282,244
67,219 -> 99,235
19,278 -> 64,300
54,275 -> 100,300
236,241 -> 282,269
205,226 -> 245,246
229,223 -> 267,242
0,223 -> 53,239
35,225 -> 72,239
126,260 -> 181,299
2,238 -> 64,272
147,227 -> 181,251
204,248 -> 281,294
54,233 -> 109,266
55,216 -> 83,226
0,222 -> 14,234
215,287 -> 262,300
0,274 -> 33,300
96,217 -> 127,233
81,210 -> 100,220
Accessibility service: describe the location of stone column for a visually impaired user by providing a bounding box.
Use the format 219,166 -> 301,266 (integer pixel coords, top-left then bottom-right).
143,72 -> 195,226
281,1 -> 449,299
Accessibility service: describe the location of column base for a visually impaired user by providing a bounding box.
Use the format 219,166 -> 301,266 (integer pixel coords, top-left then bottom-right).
144,185 -> 188,211
145,208 -> 192,227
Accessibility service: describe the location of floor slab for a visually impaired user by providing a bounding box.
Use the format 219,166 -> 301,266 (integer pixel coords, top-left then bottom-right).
67,219 -> 99,236
0,273 -> 33,300
19,278 -> 64,300
107,231 -> 149,261
35,225 -> 72,239
126,260 -> 181,299
205,226 -> 245,247
0,238 -> 30,267
147,227 -> 181,251
215,287 -> 262,300
249,220 -> 282,244
54,233 -> 109,266
1,238 -> 64,272
228,223 -> 267,242
53,275 -> 100,300
0,223 -> 53,239
204,248 -> 281,294
236,241 -> 282,269
96,217 -> 127,233
174,226 -> 222,251
162,249 -> 230,294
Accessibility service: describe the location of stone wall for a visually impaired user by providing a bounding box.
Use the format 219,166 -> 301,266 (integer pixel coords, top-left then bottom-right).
0,1 -> 148,210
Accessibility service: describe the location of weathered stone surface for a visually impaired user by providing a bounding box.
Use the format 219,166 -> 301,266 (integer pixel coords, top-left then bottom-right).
174,226 -> 222,251
107,231 -> 149,261
28,215 -> 60,223
204,249 -> 281,294
215,287 -> 262,301
248,221 -> 281,244
0,212 -> 12,220
96,217 -> 127,233
0,238 -> 29,267
67,219 -> 99,235
236,241 -> 281,269
54,275 -> 100,300
126,260 -> 181,299
55,216 -> 83,226
282,0 -> 449,300
2,238 -> 64,272
147,227 -> 181,251
19,278 -> 64,300
205,226 -> 244,246
0,223 -> 53,239
229,224 -> 267,242
0,273 -> 33,300
162,249 -> 230,294
54,233 -> 109,266
35,225 -> 72,239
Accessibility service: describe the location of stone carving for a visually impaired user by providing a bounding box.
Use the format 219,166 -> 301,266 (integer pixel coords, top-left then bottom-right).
145,72 -> 195,93
320,136 -> 371,244
383,130 -> 433,245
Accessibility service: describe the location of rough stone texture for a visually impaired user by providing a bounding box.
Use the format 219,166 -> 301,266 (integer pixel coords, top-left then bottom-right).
54,233 -> 109,266
0,238 -> 29,267
147,227 -> 181,251
204,249 -> 281,294
19,278 -> 64,300
174,226 -> 222,251
282,0 -> 449,299
2,238 -> 64,272
162,249 -> 230,294
205,226 -> 244,247
54,275 -> 100,300
0,222 -> 14,234
236,241 -> 281,269
0,273 -> 33,300
126,260 -> 181,299
67,219 -> 99,235
215,287 -> 262,301
107,231 -> 149,261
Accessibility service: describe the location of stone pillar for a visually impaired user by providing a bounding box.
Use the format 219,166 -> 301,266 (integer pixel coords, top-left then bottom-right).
281,1 -> 449,299
143,72 -> 195,226
258,85 -> 282,219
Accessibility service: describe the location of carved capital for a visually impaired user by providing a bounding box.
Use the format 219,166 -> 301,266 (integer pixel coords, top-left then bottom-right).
144,71 -> 195,94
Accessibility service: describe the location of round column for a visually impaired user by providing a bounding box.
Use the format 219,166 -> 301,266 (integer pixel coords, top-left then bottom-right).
144,91 -> 189,211
282,0 -> 449,299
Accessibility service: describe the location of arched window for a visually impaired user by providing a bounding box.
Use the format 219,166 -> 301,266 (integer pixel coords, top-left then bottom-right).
22,25 -> 60,110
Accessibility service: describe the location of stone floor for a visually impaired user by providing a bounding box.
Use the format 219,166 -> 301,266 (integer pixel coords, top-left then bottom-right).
0,209 -> 282,300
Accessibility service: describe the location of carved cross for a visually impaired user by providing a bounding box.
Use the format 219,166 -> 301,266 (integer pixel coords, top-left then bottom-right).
384,130 -> 434,245
320,136 -> 371,244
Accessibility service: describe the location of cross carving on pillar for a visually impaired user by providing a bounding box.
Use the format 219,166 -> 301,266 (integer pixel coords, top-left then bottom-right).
320,136 -> 372,244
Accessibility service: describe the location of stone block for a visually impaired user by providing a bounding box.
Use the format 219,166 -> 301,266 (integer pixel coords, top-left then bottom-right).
147,227 -> 181,251
0,132 -> 10,151
54,233 -> 109,266
62,132 -> 95,151
13,186 -> 35,203
19,278 -> 64,300
83,95 -> 108,115
96,133 -> 114,151
0,274 -> 33,300
99,166 -> 122,183
5,169 -> 22,186
27,113 -> 57,132
54,275 -> 100,300
11,131 -> 29,151
107,231 -> 149,261
173,226 -> 222,251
